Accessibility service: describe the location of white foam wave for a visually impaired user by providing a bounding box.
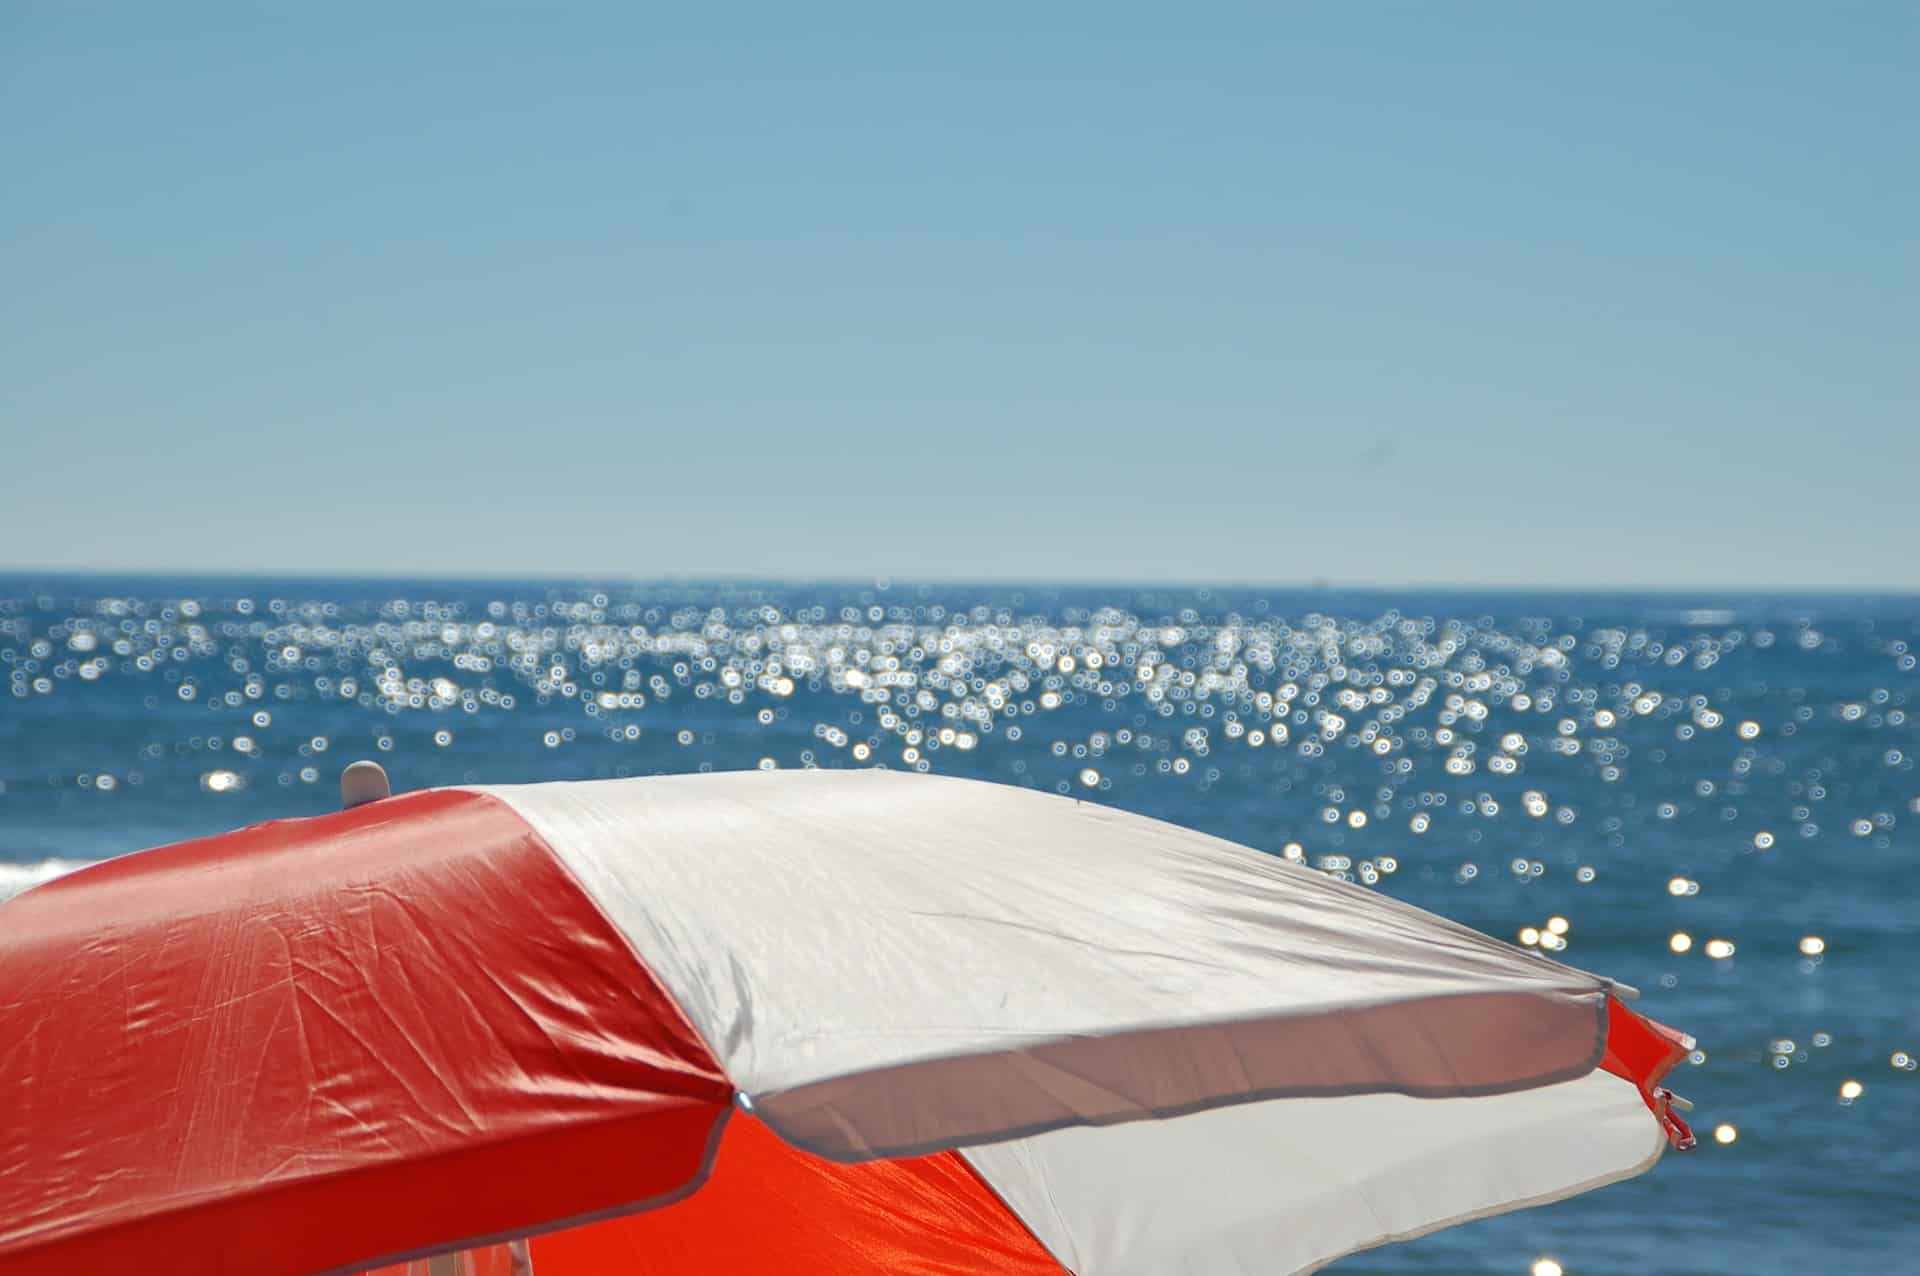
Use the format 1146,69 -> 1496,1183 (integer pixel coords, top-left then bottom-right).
0,859 -> 93,904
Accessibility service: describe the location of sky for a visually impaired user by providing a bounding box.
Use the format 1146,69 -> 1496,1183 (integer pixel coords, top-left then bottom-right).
2,3 -> 1914,588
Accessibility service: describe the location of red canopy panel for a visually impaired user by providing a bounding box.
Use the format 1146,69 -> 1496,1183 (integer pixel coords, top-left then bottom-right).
1600,995 -> 1691,1091
523,1115 -> 1064,1276
1599,994 -> 1695,1146
0,791 -> 732,1276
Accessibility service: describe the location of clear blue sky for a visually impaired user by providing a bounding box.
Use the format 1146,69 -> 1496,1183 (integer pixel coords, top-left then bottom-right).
3,4 -> 1914,587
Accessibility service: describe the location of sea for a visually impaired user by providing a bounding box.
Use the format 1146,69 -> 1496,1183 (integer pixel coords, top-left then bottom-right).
2,575 -> 1915,1275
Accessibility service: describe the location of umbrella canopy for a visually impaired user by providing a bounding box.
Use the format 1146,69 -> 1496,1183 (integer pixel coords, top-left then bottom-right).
0,770 -> 1692,1276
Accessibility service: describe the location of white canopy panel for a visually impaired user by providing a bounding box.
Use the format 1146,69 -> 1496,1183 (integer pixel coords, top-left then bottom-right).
965,1068 -> 1665,1275
478,770 -> 1618,1162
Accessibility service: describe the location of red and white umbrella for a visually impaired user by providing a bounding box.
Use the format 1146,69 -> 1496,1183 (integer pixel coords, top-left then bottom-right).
0,770 -> 1693,1276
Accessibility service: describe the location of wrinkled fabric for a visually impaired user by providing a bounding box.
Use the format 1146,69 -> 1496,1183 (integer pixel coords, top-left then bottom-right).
480,770 -> 1618,1161
0,791 -> 731,1276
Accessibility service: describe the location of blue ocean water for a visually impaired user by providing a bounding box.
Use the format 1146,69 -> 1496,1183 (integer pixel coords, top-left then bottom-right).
3,575 -> 1916,1275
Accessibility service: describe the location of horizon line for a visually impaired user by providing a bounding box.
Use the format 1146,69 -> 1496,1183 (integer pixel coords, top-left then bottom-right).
2,565 -> 1917,600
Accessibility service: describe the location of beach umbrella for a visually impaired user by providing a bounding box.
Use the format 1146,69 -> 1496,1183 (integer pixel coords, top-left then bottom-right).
0,770 -> 1693,1276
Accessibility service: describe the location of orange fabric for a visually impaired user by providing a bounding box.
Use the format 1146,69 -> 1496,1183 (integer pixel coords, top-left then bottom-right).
1599,994 -> 1689,1093
528,1115 -> 1065,1275
0,791 -> 731,1276
1600,993 -> 1693,1145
